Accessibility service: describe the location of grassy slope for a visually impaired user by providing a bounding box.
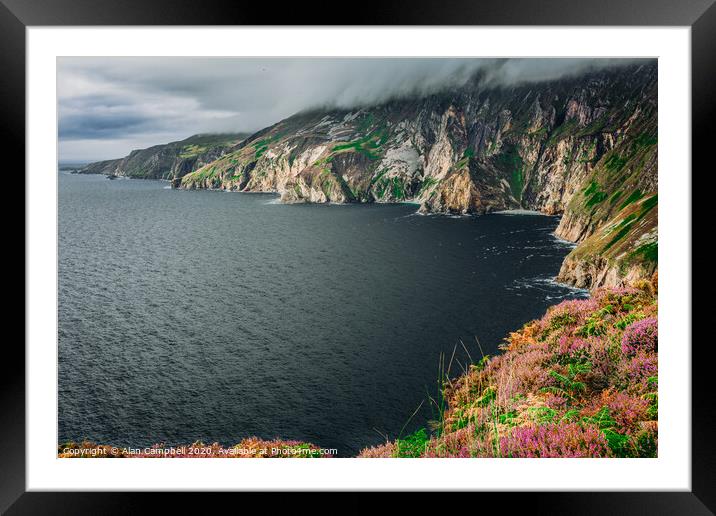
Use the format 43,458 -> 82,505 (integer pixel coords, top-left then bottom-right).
173,133 -> 247,158
360,275 -> 658,458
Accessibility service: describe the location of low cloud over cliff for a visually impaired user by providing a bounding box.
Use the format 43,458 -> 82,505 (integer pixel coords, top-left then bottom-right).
59,57 -> 649,161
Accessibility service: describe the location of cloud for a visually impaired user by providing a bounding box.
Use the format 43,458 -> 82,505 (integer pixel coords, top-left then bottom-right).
58,57 -> 651,162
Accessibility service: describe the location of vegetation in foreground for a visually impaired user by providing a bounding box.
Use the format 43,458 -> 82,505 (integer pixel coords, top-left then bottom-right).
360,274 -> 658,458
59,276 -> 657,459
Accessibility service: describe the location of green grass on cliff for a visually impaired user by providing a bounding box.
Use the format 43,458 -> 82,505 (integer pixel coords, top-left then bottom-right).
451,148 -> 475,172
619,189 -> 644,210
331,129 -> 387,161
632,132 -> 658,150
417,176 -> 439,197
254,139 -> 271,159
559,117 -> 657,279
172,133 -> 248,160
604,194 -> 657,252
250,130 -> 288,160
546,118 -> 578,144
562,189 -> 657,284
583,181 -> 609,209
494,145 -> 524,202
628,241 -> 658,265
604,152 -> 629,174
373,176 -> 408,200
179,144 -> 211,159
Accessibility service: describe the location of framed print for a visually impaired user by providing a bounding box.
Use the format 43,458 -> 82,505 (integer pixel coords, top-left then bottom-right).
5,0 -> 712,511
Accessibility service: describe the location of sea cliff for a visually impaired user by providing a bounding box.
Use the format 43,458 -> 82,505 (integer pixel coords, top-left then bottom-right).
175,63 -> 657,289
78,63 -> 658,289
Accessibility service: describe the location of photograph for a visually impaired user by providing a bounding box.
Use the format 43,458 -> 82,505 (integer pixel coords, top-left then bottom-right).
6,0 -> 709,506
56,57 -> 659,460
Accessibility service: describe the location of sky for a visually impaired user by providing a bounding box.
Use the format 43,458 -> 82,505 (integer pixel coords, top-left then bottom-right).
58,57 -> 645,162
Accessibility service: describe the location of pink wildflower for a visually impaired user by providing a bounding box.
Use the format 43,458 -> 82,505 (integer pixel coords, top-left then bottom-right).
621,317 -> 658,355
500,423 -> 610,458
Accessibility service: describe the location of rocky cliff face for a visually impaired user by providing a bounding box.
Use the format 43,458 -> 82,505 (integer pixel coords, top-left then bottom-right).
77,65 -> 656,290
76,133 -> 249,180
172,63 -> 657,289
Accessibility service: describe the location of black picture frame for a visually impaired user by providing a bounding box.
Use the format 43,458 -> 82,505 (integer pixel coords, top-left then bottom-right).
4,0 -> 711,511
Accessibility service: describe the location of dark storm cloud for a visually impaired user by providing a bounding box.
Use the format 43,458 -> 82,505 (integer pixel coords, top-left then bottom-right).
58,57 -> 650,161
58,89 -> 202,140
59,113 -> 155,139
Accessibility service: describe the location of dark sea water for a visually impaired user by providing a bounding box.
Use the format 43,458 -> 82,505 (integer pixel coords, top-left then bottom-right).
58,172 -> 587,456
